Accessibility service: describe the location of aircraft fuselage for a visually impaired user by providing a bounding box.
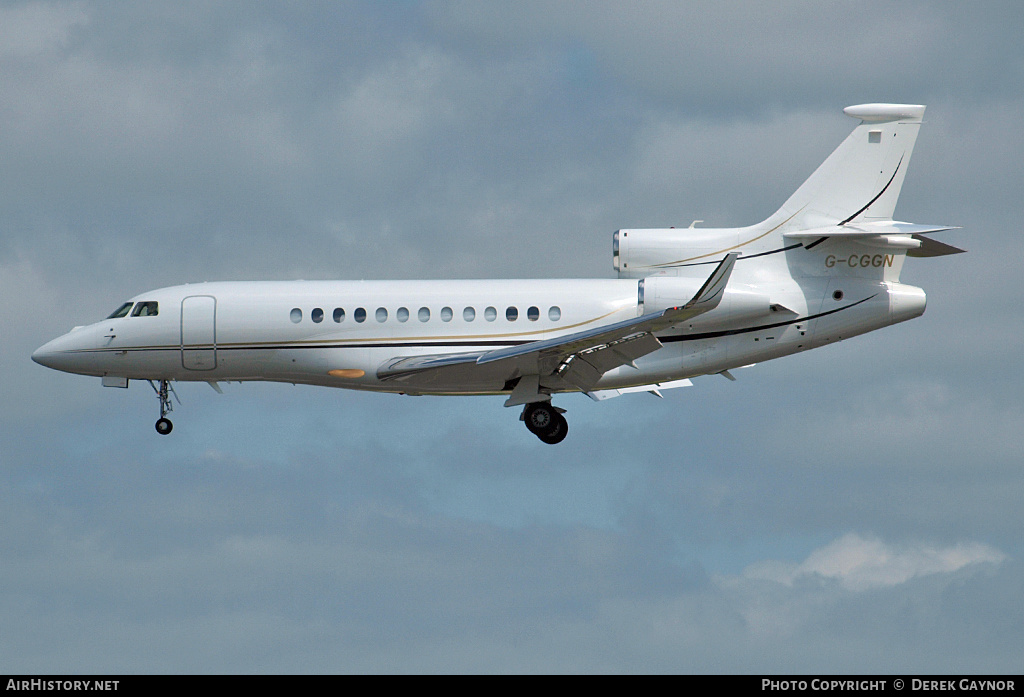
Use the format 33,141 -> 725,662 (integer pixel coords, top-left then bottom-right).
33,274 -> 923,394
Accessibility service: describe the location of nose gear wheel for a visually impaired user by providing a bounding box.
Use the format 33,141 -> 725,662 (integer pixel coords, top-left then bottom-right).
148,379 -> 179,435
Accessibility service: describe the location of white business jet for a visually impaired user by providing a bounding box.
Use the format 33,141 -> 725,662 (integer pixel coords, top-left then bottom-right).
33,104 -> 963,443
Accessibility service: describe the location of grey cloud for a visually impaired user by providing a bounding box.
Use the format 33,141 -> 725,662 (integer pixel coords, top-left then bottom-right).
1,463 -> 1017,673
426,1 -> 1024,111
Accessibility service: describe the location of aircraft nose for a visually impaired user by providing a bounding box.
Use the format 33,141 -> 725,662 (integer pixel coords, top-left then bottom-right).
32,338 -> 63,369
32,330 -> 89,373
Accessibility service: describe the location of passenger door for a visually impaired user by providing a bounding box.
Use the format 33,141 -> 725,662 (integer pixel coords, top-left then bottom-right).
181,295 -> 217,370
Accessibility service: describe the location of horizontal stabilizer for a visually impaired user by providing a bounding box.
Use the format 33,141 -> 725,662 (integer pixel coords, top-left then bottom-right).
907,236 -> 967,257
784,222 -> 960,239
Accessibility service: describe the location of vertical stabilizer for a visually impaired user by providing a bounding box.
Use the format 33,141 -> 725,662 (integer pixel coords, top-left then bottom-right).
768,104 -> 925,232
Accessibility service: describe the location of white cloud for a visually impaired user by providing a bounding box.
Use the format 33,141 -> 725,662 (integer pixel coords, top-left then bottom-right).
742,533 -> 1006,592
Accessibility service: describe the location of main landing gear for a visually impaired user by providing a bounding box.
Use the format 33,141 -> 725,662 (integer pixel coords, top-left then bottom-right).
148,379 -> 179,435
522,401 -> 569,444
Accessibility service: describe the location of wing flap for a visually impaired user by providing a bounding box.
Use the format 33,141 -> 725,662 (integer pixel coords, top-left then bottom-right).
586,378 -> 693,401
555,331 -> 662,391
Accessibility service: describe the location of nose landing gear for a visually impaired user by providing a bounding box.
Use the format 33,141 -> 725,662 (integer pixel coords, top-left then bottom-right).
148,379 -> 179,435
522,401 -> 569,444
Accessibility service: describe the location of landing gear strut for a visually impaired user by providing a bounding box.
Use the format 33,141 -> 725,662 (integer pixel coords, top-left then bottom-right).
522,401 -> 569,444
148,379 -> 178,435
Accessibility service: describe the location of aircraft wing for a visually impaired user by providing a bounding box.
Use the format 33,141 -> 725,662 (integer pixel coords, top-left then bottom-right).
377,253 -> 737,397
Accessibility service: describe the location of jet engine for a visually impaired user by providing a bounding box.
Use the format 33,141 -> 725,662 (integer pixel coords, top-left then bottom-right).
613,227 -> 747,279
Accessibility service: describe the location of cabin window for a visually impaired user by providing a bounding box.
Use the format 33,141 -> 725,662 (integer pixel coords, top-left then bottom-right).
397,307 -> 409,322
311,307 -> 324,323
354,307 -> 367,323
131,301 -> 159,317
290,308 -> 302,323
527,306 -> 539,321
506,306 -> 518,321
376,307 -> 388,322
107,302 -> 134,319
440,306 -> 453,322
333,308 -> 345,323
485,306 -> 497,322
463,307 -> 475,321
418,307 -> 430,322
549,306 -> 561,321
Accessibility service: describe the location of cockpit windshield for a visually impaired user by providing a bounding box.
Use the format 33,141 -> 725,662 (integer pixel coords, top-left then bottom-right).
105,301 -> 159,319
131,301 -> 159,317
106,302 -> 134,319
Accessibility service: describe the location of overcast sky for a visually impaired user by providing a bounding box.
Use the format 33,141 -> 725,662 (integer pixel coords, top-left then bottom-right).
3,0 -> 1022,674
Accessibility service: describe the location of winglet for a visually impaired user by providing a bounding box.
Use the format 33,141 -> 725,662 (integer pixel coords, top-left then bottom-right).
685,252 -> 737,312
645,252 -> 738,333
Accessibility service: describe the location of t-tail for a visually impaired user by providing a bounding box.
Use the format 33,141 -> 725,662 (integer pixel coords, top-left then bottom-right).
613,103 -> 964,283
771,103 -> 964,283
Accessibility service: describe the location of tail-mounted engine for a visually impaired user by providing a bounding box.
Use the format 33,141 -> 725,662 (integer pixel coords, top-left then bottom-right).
614,227 -> 748,279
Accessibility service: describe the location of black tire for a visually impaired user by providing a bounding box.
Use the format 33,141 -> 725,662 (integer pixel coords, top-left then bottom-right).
155,418 -> 173,435
523,402 -> 556,436
536,413 -> 568,444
